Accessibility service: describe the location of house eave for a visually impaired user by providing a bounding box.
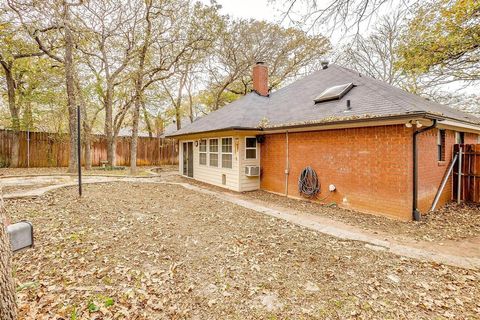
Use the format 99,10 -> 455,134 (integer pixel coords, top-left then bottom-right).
165,126 -> 260,139
166,112 -> 480,139
260,112 -> 443,133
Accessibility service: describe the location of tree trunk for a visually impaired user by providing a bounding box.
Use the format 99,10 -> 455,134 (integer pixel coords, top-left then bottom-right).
130,1 -> 152,175
2,63 -> 20,168
175,107 -> 182,130
107,135 -> 116,167
142,103 -> 153,138
104,87 -> 115,166
84,135 -> 92,170
10,133 -> 20,168
75,77 -> 91,171
174,72 -> 187,130
111,138 -> 117,166
0,189 -> 18,320
130,95 -> 140,175
63,8 -> 78,174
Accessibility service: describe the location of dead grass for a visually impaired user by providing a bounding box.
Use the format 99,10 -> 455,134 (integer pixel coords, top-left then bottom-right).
6,182 -> 480,319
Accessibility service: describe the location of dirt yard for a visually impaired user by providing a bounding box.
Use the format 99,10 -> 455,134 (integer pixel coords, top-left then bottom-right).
0,166 -> 169,177
246,190 -> 480,242
6,182 -> 480,319
173,177 -> 480,243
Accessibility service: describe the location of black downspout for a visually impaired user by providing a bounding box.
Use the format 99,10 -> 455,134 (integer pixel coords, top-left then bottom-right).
412,119 -> 437,221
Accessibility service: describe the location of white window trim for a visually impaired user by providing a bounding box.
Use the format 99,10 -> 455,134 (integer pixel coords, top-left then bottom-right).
245,136 -> 258,160
199,139 -> 207,166
208,138 -> 219,167
221,136 -> 234,169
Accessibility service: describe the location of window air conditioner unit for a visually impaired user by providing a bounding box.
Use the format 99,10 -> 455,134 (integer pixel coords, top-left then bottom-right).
245,165 -> 260,177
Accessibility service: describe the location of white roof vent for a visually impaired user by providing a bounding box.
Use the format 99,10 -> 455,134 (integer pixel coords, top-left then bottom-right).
314,83 -> 354,103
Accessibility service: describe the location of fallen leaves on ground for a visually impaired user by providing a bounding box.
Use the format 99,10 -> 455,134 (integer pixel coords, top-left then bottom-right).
245,189 -> 480,242
7,182 -> 480,319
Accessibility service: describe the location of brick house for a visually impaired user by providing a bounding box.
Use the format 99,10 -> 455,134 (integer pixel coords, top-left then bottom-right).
167,62 -> 480,220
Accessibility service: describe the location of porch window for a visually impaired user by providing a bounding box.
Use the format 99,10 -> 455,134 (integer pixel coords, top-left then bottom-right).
221,137 -> 233,169
199,139 -> 207,165
209,139 -> 218,167
438,129 -> 446,161
245,137 -> 257,159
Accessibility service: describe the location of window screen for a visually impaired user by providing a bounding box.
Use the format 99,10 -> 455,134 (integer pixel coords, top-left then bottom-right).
199,139 -> 207,165
222,138 -> 233,168
245,137 -> 257,159
209,139 -> 218,167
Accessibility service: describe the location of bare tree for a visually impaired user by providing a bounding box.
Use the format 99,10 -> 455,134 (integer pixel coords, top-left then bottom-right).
8,0 -> 84,173
203,19 -> 330,111
129,1 -> 216,174
75,0 -> 138,166
335,11 -> 472,103
335,12 -> 405,86
274,0 -> 415,33
74,77 -> 104,170
0,11 -> 44,167
130,0 -> 153,175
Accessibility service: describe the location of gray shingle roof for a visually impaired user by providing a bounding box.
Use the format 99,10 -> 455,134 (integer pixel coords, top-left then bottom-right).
168,64 -> 480,137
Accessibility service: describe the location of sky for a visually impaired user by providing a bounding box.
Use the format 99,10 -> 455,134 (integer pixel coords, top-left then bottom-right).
199,0 -> 388,44
200,0 -> 280,22
200,0 -> 477,95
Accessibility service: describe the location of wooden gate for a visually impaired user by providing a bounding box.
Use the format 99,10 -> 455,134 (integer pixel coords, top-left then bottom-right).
453,144 -> 480,203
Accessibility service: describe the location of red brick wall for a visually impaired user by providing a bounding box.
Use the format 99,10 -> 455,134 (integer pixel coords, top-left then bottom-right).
417,129 -> 478,212
260,125 -> 479,220
260,125 -> 414,220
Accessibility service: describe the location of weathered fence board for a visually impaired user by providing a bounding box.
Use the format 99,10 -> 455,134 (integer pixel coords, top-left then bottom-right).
0,129 -> 178,168
453,144 -> 480,203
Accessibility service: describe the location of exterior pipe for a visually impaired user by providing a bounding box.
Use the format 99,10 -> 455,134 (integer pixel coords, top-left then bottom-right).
285,131 -> 289,196
412,119 -> 437,221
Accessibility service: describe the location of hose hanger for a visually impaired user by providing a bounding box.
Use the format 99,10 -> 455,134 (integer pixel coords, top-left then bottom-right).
298,166 -> 320,198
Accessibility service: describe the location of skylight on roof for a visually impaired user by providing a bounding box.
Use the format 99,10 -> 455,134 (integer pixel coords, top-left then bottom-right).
314,83 -> 354,103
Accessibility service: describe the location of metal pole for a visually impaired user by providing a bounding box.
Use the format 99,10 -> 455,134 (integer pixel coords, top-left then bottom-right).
457,147 -> 462,204
77,106 -> 82,197
430,153 -> 458,211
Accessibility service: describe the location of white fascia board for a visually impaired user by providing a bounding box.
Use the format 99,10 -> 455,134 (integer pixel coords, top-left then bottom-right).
437,120 -> 480,134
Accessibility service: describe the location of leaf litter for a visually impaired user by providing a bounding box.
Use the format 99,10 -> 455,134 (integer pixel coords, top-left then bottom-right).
5,182 -> 480,319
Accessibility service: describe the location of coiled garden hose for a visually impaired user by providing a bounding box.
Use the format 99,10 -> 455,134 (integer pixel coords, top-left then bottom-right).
298,166 -> 320,197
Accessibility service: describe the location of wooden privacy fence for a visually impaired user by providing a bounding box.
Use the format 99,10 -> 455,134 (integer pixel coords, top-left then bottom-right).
0,129 -> 178,168
453,144 -> 480,203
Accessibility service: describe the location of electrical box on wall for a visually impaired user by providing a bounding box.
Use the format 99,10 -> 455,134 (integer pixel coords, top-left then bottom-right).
245,166 -> 260,177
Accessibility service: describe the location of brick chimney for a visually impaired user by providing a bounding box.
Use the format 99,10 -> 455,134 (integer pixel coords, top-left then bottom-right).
252,62 -> 269,97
